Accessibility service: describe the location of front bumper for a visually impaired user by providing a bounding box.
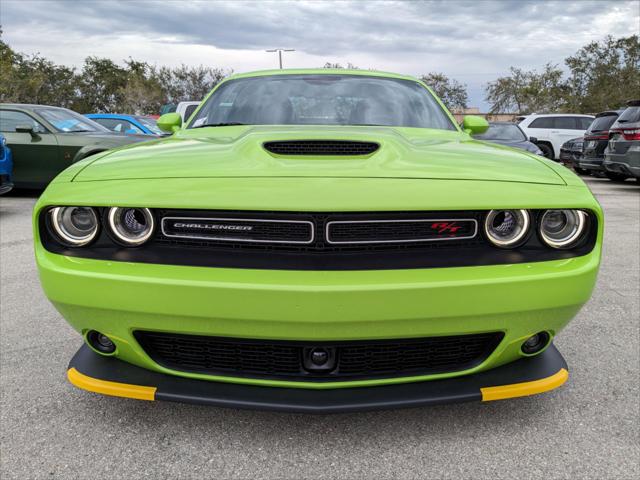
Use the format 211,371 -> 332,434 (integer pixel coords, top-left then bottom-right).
578,156 -> 604,172
38,247 -> 599,389
68,343 -> 569,412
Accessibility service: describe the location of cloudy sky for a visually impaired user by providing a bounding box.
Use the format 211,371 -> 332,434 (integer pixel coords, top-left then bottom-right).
2,0 -> 638,109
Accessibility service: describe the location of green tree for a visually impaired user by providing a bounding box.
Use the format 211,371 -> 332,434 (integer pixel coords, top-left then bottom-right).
564,35 -> 640,112
73,57 -> 128,113
119,59 -> 164,114
153,64 -> 228,104
420,72 -> 468,110
484,63 -> 568,114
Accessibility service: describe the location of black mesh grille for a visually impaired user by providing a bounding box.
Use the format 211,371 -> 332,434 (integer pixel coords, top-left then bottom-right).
155,210 -> 484,252
162,217 -> 313,243
328,219 -> 477,244
263,140 -> 379,156
134,331 -> 504,381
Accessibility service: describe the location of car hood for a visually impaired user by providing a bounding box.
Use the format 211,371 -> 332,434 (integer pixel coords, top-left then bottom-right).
73,125 -> 565,185
66,131 -> 151,143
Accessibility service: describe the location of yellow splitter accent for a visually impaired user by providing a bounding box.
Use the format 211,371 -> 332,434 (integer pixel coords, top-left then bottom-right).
67,368 -> 156,401
481,368 -> 569,401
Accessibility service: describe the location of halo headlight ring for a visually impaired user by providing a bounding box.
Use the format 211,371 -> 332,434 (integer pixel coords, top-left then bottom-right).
483,209 -> 531,248
49,206 -> 99,247
107,207 -> 155,246
539,209 -> 588,249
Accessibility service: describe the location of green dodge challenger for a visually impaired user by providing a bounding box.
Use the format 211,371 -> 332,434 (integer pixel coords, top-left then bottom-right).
34,69 -> 602,412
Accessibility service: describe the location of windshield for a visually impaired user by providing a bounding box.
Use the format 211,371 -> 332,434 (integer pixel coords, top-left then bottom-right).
587,114 -> 618,133
189,75 -> 456,130
135,116 -> 164,135
474,123 -> 526,141
37,108 -> 108,133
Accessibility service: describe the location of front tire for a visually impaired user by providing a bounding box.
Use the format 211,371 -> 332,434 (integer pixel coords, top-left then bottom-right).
537,143 -> 554,160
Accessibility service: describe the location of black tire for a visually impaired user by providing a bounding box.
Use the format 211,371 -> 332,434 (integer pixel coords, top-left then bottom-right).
537,143 -> 554,159
574,167 -> 591,176
605,172 -> 629,182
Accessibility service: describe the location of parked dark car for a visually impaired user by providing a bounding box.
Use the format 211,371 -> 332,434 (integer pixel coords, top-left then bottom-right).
0,133 -> 13,194
560,137 -> 586,174
472,122 -> 543,155
604,100 -> 640,181
0,104 -> 152,188
577,110 -> 624,178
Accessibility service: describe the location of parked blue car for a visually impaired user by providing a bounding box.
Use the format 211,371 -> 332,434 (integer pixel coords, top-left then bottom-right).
0,133 -> 14,194
84,114 -> 165,136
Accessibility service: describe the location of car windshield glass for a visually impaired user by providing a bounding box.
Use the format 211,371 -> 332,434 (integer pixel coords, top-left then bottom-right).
617,106 -> 640,123
189,75 -> 456,130
135,116 -> 164,135
587,115 -> 618,132
37,108 -> 107,133
474,124 -> 525,141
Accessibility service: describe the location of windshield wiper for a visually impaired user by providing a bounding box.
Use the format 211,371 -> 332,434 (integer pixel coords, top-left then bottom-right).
191,122 -> 248,128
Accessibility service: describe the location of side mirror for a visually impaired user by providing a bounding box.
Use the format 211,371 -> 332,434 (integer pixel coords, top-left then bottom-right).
529,136 -> 538,143
157,113 -> 182,133
15,124 -> 36,136
462,115 -> 489,135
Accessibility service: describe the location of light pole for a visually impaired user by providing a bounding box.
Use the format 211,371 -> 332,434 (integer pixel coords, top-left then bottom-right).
266,49 -> 295,69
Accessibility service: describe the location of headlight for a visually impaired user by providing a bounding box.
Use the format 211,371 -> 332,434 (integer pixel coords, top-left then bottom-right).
539,209 -> 588,249
49,207 -> 99,246
107,207 -> 155,246
484,209 -> 530,248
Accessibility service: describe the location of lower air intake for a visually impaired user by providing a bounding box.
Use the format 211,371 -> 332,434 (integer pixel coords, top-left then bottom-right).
134,331 -> 504,382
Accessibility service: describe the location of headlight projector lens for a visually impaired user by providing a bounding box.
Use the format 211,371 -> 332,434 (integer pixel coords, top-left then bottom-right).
539,209 -> 588,249
49,206 -> 99,246
484,209 -> 530,248
108,207 -> 155,246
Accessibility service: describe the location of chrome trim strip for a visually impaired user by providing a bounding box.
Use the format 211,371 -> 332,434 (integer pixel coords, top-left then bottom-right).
161,217 -> 315,245
325,218 -> 478,245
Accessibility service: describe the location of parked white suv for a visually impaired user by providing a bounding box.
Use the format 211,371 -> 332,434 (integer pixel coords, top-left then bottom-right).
519,114 -> 594,160
176,101 -> 200,123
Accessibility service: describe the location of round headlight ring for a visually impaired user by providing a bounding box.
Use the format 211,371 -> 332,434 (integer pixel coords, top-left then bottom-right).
49,206 -> 99,246
107,207 -> 155,246
539,209 -> 588,249
484,209 -> 530,248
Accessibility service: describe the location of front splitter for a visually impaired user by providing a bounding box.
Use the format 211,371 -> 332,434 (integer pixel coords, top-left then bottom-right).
67,344 -> 568,413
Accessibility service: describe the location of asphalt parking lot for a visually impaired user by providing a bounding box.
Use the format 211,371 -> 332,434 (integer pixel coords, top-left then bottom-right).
0,176 -> 638,479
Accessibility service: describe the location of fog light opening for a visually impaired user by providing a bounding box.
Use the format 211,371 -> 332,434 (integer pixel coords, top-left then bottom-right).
521,332 -> 550,355
86,330 -> 116,355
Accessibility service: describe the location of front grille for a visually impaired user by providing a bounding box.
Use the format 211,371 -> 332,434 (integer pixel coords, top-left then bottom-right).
327,218 -> 477,244
161,217 -> 314,244
263,140 -> 379,156
134,331 -> 504,381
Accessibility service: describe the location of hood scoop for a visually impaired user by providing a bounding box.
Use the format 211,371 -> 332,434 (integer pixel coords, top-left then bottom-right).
263,140 -> 379,156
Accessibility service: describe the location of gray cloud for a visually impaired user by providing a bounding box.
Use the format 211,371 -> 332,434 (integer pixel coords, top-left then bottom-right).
2,0 -> 638,109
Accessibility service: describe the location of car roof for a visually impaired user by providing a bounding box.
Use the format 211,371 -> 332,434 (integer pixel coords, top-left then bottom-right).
86,113 -> 136,119
0,103 -> 67,110
595,110 -> 624,117
225,68 -> 419,83
524,113 -> 594,118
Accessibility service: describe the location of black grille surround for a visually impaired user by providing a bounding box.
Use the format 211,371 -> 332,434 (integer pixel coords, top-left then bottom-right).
134,331 -> 505,382
40,209 -> 598,270
263,140 -> 379,156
